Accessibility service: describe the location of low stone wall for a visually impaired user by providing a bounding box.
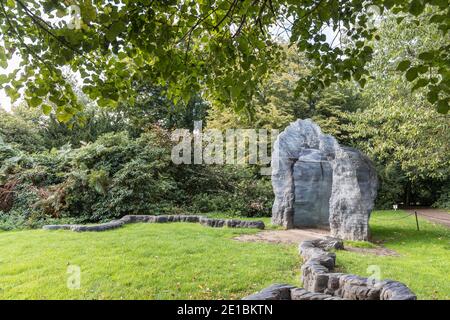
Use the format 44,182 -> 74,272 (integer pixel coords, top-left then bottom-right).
43,215 -> 265,232
243,237 -> 417,300
243,284 -> 344,300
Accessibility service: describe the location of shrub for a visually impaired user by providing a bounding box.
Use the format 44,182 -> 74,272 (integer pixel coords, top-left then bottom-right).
0,126 -> 275,229
0,109 -> 46,153
188,166 -> 273,217
433,189 -> 450,210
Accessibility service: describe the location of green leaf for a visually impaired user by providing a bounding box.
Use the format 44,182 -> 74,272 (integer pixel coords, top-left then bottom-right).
106,21 -> 127,42
405,67 -> 418,81
5,86 -> 19,101
397,60 -> 411,71
28,96 -> 42,108
6,0 -> 15,9
436,99 -> 448,114
383,0 -> 397,9
97,98 -> 114,108
118,52 -> 128,60
0,74 -> 8,85
81,3 -> 97,23
0,59 -> 7,69
409,0 -> 425,16
427,90 -> 439,104
230,85 -> 241,100
42,104 -> 52,115
417,65 -> 428,75
411,78 -> 428,91
430,0 -> 448,9
56,112 -> 73,123
418,52 -> 434,61
396,17 -> 405,24
56,9 -> 66,18
358,78 -> 367,88
429,14 -> 445,24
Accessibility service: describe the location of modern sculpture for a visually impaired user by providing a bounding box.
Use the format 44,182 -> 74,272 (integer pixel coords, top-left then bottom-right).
271,119 -> 378,241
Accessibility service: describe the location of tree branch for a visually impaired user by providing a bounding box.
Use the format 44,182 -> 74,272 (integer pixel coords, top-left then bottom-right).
178,5 -> 221,43
0,1 -> 55,75
214,0 -> 239,29
15,0 -> 98,68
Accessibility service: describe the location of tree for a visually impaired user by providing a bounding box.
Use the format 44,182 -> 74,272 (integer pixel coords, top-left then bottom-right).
0,105 -> 45,152
0,0 -> 448,122
1,78 -> 209,150
207,45 -> 362,144
345,12 -> 450,207
120,83 -> 209,132
207,45 -> 308,130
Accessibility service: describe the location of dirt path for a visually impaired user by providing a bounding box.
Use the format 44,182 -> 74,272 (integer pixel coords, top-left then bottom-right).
405,208 -> 450,228
234,228 -> 399,256
234,228 -> 329,244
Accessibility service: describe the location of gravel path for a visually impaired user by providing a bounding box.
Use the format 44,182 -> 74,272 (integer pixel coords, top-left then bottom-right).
405,208 -> 450,228
234,228 -> 329,244
234,228 -> 399,256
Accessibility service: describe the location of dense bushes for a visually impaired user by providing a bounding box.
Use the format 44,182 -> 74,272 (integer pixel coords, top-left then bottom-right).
185,166 -> 273,217
0,127 -> 273,230
0,109 -> 45,153
433,188 -> 450,210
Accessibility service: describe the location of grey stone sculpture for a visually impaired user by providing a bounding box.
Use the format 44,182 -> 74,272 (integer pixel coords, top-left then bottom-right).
271,119 -> 378,241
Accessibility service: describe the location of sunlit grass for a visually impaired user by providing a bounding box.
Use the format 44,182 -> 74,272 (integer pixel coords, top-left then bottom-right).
0,210 -> 448,300
337,210 -> 450,300
0,223 -> 299,299
344,240 -> 378,249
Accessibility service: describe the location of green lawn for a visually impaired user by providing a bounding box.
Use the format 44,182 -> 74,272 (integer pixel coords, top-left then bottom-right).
0,223 -> 299,299
336,210 -> 450,300
0,210 -> 448,300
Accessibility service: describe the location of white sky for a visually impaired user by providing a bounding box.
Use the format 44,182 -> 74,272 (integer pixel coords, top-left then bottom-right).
0,53 -> 21,112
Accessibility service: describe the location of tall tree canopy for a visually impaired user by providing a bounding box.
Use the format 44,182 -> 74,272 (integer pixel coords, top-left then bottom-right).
0,0 -> 448,121
345,11 -> 450,207
207,45 -> 361,142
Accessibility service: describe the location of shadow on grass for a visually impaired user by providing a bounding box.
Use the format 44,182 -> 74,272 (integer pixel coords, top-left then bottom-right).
370,211 -> 449,247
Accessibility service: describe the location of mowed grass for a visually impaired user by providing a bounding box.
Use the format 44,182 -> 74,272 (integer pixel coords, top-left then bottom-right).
336,210 -> 450,300
0,223 -> 299,299
0,210 -> 448,300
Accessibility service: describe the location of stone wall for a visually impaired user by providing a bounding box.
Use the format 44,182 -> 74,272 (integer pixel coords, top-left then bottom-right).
43,215 -> 265,232
243,237 -> 416,300
243,284 -> 344,300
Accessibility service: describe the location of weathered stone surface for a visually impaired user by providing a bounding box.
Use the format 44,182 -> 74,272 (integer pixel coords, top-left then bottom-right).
377,280 -> 417,300
71,220 -> 125,232
313,237 -> 344,251
298,238 -> 416,300
242,284 -> 295,300
299,238 -> 342,270
43,215 -> 265,232
242,285 -> 344,300
329,147 -> 378,241
42,224 -> 77,230
291,288 -> 344,300
293,149 -> 333,228
243,237 -> 416,300
301,259 -> 330,292
272,119 -> 378,241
